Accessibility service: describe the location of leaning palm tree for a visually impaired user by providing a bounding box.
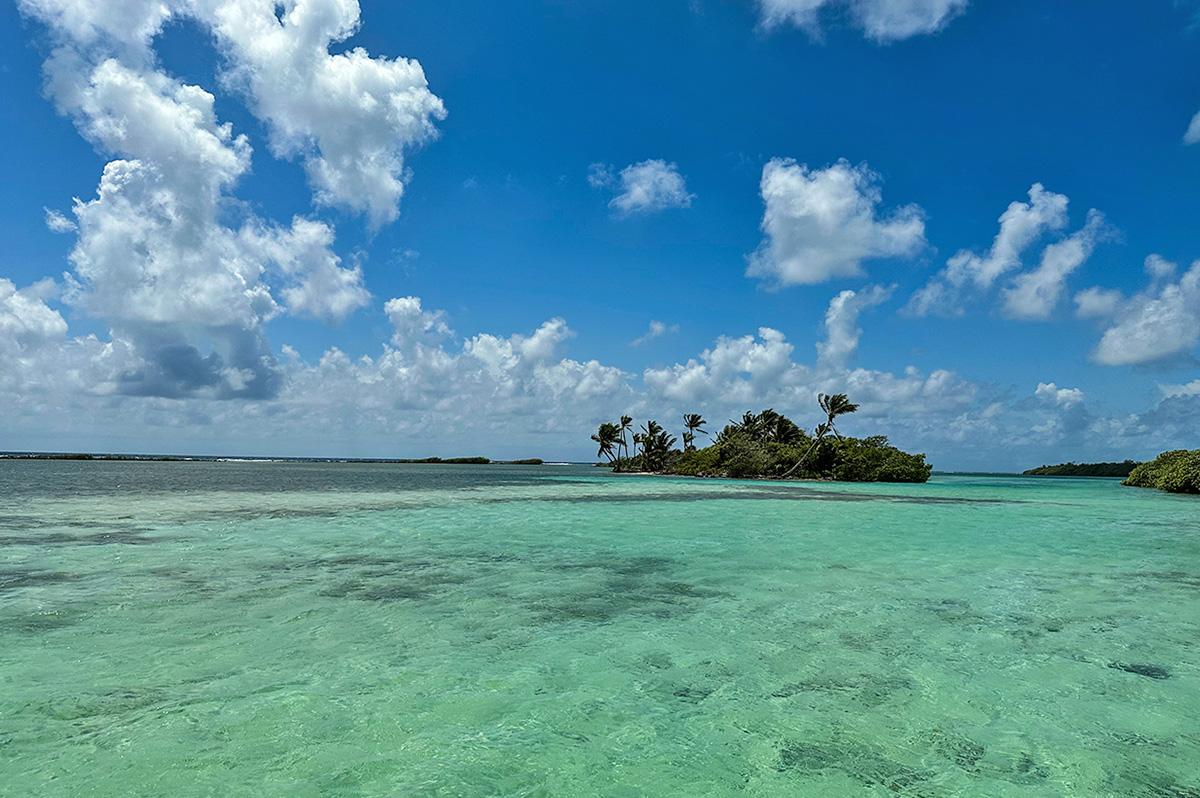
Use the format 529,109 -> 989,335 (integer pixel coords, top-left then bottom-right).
682,413 -> 707,452
782,393 -> 859,478
818,393 -> 859,440
591,422 -> 620,466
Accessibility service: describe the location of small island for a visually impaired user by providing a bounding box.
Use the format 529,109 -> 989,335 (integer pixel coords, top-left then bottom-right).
591,394 -> 932,483
1122,449 -> 1200,495
1023,460 -> 1141,477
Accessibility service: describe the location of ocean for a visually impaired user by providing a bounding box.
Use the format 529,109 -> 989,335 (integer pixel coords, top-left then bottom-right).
1,461 -> 1197,796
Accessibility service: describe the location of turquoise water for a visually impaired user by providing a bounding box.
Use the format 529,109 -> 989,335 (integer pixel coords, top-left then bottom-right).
1,462 -> 1198,797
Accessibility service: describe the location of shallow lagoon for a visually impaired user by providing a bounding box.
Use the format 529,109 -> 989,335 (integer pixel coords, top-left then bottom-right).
1,461 -> 1198,796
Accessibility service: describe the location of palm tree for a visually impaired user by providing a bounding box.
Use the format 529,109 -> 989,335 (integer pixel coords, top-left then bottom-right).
782,393 -> 859,478
617,415 -> 633,468
591,422 -> 620,466
682,413 -> 707,452
819,393 -> 859,439
757,408 -> 781,442
640,420 -> 663,452
737,411 -> 761,441
639,420 -> 676,471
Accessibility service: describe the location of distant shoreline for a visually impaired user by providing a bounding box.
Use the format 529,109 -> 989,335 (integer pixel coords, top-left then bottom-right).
0,452 -> 552,465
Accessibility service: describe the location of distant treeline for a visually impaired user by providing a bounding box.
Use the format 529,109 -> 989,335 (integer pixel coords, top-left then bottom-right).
1023,460 -> 1141,477
0,453 -> 181,461
369,457 -> 544,465
0,453 -> 545,465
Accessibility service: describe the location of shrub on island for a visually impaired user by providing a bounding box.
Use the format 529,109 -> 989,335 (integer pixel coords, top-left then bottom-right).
1122,450 -> 1200,494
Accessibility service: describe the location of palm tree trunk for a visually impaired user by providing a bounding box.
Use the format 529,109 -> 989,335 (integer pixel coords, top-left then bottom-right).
782,436 -> 822,479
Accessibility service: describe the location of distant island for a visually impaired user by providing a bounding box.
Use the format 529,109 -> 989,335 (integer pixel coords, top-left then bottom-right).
1023,460 -> 1140,477
0,453 -> 544,465
590,394 -> 932,483
1122,450 -> 1200,495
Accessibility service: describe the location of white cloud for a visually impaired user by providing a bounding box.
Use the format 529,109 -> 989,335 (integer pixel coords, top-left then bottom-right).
16,0 -> 173,54
1000,209 -> 1111,320
1159,379 -> 1200,399
385,296 -> 452,343
0,278 -> 68,351
0,287 -> 1190,469
816,283 -> 893,370
1083,256 -> 1200,367
596,160 -> 694,216
1185,110 -> 1200,146
202,0 -> 446,228
44,208 -> 77,233
631,320 -> 679,346
15,0 -> 437,399
746,158 -> 925,287
906,184 -> 1072,316
759,0 -> 969,42
644,327 -> 802,405
587,163 -> 614,188
642,286 -> 975,430
241,217 -> 370,325
1035,381 -> 1084,406
1074,286 -> 1123,319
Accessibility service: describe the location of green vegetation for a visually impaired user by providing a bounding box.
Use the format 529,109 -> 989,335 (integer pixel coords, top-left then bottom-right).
503,459 -> 544,465
593,396 -> 931,483
1122,450 -> 1200,494
1023,460 -> 1140,477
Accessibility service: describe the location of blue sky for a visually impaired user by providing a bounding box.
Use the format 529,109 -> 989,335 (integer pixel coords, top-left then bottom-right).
2,0 -> 1200,469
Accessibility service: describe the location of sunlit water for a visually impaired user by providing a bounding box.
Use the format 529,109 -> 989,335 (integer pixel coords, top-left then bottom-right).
1,461 -> 1198,797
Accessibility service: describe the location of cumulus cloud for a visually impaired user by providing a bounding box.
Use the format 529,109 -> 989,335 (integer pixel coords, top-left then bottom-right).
16,0 -> 173,54
1000,209 -> 1113,320
44,208 -> 77,233
203,0 -> 446,228
1158,379 -> 1200,399
0,284 -> 1189,468
15,0 -> 433,399
642,286 -> 974,428
1080,256 -> 1200,367
385,295 -> 453,347
286,306 -> 631,434
644,327 -> 802,405
0,278 -> 68,352
816,283 -> 893,369
1035,381 -> 1084,406
1185,110 -> 1200,146
630,320 -> 679,347
746,158 -> 925,287
759,0 -> 969,42
1074,286 -> 1123,319
591,159 -> 694,216
905,184 -> 1097,317
632,287 -> 1171,468
241,217 -> 370,325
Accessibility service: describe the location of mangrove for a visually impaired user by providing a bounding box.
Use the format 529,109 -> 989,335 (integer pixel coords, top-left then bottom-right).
1122,449 -> 1200,494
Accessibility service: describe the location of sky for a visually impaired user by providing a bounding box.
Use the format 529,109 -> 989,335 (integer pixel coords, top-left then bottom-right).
2,0 -> 1200,470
